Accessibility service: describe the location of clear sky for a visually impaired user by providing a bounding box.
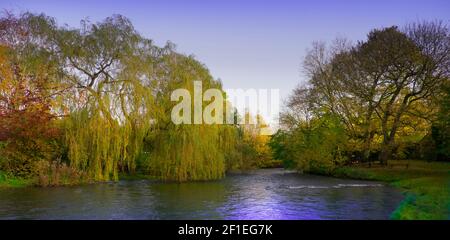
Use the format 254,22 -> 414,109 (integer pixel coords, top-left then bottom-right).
1,0 -> 449,125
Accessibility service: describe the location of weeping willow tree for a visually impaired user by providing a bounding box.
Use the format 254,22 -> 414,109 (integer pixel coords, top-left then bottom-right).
49,15 -> 242,182
145,125 -> 225,181
3,12 -> 255,183
32,14 -> 162,181
142,55 -> 241,181
64,109 -> 119,181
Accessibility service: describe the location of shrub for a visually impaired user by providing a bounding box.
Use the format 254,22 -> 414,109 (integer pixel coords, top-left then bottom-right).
34,160 -> 90,187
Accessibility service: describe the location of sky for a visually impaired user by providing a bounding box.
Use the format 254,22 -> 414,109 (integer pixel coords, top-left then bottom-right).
1,0 -> 449,126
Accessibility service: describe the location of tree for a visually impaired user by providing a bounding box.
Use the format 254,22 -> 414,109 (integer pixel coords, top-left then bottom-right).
0,12 -> 250,182
354,24 -> 449,164
0,45 -> 61,177
431,82 -> 450,161
280,21 -> 449,170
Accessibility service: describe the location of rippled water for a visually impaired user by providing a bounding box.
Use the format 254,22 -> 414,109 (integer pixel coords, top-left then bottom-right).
0,169 -> 404,219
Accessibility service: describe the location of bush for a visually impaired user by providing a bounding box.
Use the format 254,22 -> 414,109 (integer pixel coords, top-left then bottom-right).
34,160 -> 89,187
270,114 -> 348,173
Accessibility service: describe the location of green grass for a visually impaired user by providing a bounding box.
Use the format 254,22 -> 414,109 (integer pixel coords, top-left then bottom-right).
0,171 -> 32,188
331,160 -> 450,220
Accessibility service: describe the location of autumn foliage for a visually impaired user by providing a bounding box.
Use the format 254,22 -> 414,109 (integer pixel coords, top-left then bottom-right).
0,12 -> 275,185
0,45 -> 61,177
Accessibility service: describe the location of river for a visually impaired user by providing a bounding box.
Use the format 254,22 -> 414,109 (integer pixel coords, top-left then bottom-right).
0,169 -> 404,219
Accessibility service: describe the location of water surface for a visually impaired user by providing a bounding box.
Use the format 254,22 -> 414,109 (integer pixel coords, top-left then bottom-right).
0,169 -> 404,219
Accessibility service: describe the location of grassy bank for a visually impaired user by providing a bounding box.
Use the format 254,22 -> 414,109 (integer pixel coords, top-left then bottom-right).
330,160 -> 450,220
0,171 -> 32,188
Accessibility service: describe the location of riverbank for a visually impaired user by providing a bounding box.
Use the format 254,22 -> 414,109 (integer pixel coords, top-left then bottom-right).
327,160 -> 450,220
0,171 -> 32,188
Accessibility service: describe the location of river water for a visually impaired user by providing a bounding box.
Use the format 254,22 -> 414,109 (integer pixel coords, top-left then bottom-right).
0,169 -> 404,219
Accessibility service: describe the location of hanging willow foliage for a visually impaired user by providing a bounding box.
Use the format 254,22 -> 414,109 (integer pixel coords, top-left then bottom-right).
1,12 -> 261,183
64,107 -> 151,181
64,109 -> 118,181
145,125 -> 225,181
139,55 -> 238,181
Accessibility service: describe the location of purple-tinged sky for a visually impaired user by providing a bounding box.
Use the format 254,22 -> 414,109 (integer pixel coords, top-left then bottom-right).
1,0 -> 449,104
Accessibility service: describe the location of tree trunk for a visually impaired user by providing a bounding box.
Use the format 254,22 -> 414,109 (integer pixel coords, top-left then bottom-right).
379,94 -> 410,165
363,130 -> 375,161
379,141 -> 392,165
362,101 -> 375,162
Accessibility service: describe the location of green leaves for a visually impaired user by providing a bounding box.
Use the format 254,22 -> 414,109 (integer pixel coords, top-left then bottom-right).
281,21 -> 449,170
1,12 -> 265,183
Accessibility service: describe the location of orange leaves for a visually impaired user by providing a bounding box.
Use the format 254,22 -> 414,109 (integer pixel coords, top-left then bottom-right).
0,45 -> 61,176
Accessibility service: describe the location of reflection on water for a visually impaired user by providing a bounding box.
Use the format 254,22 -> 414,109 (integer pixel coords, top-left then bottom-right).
0,169 -> 403,219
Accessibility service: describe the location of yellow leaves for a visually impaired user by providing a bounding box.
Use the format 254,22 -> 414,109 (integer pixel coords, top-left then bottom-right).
0,46 -> 15,95
145,123 -> 227,181
0,46 -> 13,82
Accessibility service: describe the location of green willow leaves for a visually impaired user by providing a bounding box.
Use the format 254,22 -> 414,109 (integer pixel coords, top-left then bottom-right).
0,12 -> 269,183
